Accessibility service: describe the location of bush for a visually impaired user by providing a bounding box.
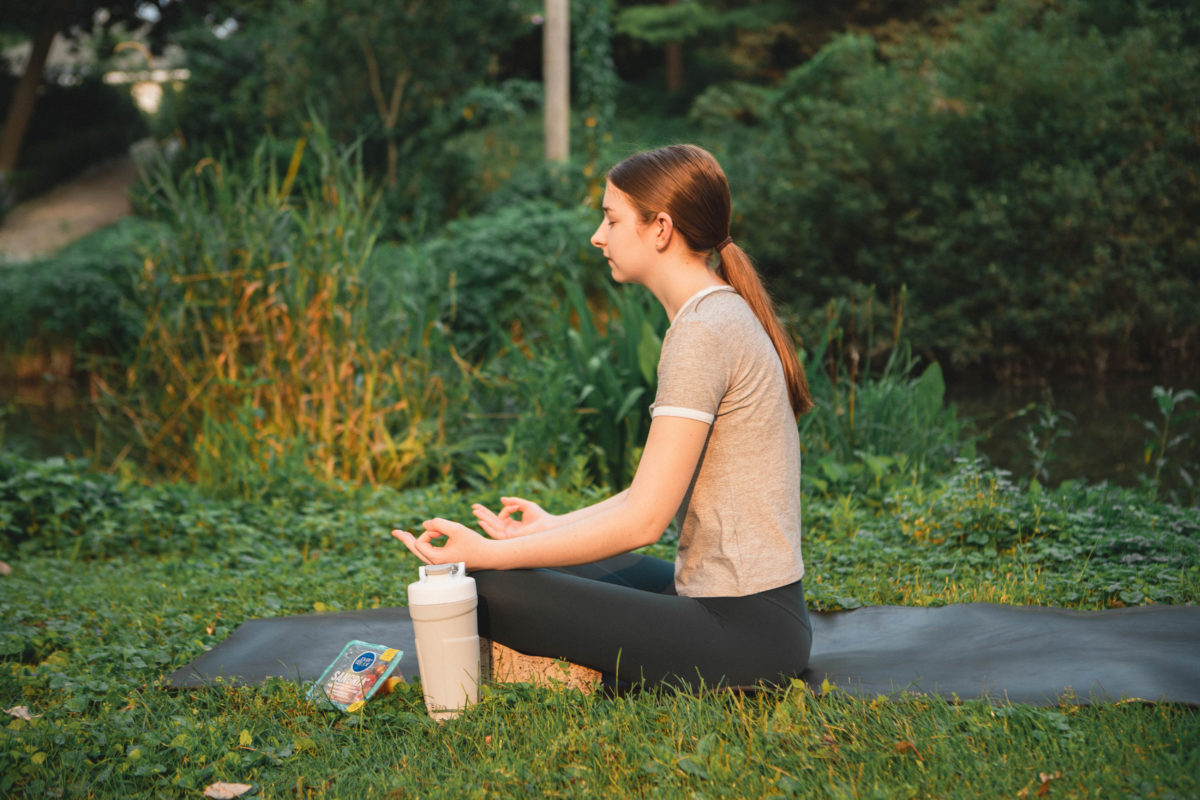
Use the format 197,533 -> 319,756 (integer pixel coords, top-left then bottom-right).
366,199 -> 609,360
94,125 -> 467,491
694,0 -> 1200,374
168,0 -> 530,229
0,218 -> 156,361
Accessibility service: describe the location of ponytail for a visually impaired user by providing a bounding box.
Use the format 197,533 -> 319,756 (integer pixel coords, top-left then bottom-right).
718,245 -> 813,418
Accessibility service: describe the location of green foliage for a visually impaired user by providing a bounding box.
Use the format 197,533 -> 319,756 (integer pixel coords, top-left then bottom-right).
994,389 -> 1079,487
1139,386 -> 1198,504
805,459 -> 1200,610
694,0 -> 1200,373
799,297 -> 972,500
616,1 -> 787,45
574,0 -> 619,176
556,281 -> 667,487
0,218 -> 154,358
169,0 -> 528,228
95,123 -> 465,490
367,200 -> 607,360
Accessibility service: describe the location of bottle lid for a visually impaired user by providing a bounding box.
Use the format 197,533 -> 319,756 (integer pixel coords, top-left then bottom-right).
408,562 -> 476,605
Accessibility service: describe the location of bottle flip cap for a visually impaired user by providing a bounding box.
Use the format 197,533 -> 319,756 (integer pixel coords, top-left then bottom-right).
408,561 -> 476,605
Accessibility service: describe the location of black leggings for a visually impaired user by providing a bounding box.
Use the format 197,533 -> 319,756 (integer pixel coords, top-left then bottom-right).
473,552 -> 812,690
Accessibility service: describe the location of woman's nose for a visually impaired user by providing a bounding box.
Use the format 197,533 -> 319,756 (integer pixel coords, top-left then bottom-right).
590,222 -> 605,249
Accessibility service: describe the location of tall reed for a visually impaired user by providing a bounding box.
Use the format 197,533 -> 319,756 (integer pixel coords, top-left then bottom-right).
93,124 -> 448,493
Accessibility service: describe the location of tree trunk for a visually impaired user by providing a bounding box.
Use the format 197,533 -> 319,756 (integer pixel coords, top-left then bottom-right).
0,5 -> 67,192
543,0 -> 570,162
665,41 -> 684,93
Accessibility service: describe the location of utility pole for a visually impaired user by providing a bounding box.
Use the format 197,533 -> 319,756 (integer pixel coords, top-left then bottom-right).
543,0 -> 569,162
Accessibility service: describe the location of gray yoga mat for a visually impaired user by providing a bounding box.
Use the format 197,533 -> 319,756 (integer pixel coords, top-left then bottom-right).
164,602 -> 1200,706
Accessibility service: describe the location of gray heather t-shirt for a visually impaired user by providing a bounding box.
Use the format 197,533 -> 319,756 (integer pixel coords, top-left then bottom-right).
650,286 -> 804,598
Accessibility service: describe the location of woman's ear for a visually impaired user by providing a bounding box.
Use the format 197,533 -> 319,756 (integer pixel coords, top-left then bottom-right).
654,212 -> 675,251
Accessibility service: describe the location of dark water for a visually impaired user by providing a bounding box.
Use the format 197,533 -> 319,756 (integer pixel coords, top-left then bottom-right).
0,378 -> 99,461
945,372 -> 1199,496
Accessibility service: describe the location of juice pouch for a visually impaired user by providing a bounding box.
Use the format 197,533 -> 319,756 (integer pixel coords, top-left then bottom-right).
306,641 -> 403,713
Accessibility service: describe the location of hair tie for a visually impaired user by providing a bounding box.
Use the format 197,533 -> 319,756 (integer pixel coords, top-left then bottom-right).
715,236 -> 733,252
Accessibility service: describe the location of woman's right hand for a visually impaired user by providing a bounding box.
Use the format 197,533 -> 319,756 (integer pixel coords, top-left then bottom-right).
472,496 -> 557,539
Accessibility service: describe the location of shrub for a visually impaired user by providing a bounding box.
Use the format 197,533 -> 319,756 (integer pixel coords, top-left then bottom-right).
0,218 -> 156,361
169,0 -> 530,229
366,199 -> 609,361
94,124 -> 459,491
694,0 -> 1200,374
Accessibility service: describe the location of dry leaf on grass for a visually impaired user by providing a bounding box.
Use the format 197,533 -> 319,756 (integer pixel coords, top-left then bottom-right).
1017,771 -> 1064,798
5,706 -> 37,720
203,782 -> 253,799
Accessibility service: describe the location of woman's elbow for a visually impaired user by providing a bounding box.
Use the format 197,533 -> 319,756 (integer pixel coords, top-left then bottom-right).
616,495 -> 672,549
629,525 -> 664,550
627,510 -> 672,549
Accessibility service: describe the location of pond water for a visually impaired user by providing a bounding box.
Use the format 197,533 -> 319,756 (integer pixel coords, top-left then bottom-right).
3,371 -> 1197,501
945,371 -> 1199,497
0,378 -> 98,462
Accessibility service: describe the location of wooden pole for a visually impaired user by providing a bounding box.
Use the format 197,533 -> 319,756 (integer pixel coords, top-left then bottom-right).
543,0 -> 570,162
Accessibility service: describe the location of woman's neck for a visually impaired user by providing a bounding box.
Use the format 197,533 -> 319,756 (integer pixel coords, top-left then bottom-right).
644,255 -> 728,323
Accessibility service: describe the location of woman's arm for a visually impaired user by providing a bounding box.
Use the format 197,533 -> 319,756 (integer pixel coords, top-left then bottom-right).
393,415 -> 709,569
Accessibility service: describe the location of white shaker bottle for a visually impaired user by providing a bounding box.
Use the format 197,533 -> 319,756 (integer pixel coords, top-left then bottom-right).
407,562 -> 480,720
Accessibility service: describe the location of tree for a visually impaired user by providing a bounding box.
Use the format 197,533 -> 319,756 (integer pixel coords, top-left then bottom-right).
615,0 -> 785,92
0,0 -> 224,205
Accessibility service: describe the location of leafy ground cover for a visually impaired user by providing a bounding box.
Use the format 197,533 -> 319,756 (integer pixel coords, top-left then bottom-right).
2,454 -> 1197,798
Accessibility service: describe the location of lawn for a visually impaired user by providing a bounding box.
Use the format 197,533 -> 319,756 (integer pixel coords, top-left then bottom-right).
2,455 -> 1197,798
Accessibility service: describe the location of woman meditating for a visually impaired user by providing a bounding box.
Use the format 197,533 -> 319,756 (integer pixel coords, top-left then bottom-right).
393,144 -> 813,689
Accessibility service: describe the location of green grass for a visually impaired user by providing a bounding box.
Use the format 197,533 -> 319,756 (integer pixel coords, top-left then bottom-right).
2,455 -> 1198,798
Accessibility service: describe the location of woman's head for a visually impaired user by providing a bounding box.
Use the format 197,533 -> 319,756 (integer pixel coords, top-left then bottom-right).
606,144 -> 813,417
607,144 -> 732,256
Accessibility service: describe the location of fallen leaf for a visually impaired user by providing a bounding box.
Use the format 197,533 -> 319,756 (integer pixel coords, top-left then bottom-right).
895,740 -> 924,760
203,782 -> 253,799
5,706 -> 37,720
0,560 -> 12,576
1036,771 -> 1063,796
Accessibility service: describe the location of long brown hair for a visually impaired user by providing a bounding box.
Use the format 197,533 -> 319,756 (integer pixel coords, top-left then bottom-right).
608,144 -> 813,417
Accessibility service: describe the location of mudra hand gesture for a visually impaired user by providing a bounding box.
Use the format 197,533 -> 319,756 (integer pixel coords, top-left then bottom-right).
471,496 -> 555,539
391,497 -> 555,567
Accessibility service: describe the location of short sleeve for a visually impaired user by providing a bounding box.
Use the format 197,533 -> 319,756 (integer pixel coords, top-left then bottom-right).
649,318 -> 727,425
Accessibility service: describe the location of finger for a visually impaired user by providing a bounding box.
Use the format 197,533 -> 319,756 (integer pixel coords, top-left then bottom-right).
424,517 -> 470,537
472,504 -> 501,525
478,519 -> 514,540
391,530 -> 431,565
500,496 -> 530,513
475,517 -> 500,537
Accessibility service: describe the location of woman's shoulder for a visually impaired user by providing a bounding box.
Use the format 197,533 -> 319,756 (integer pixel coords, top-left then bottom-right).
686,289 -> 761,336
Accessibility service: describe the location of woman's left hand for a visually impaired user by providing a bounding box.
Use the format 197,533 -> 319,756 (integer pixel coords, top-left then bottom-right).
391,518 -> 495,568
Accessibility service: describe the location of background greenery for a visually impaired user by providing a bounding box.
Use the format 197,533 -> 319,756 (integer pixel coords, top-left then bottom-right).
1,0 -> 1198,796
